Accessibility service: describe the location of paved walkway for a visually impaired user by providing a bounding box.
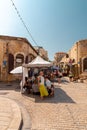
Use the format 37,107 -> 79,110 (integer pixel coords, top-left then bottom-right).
0,96 -> 22,130
0,78 -> 87,130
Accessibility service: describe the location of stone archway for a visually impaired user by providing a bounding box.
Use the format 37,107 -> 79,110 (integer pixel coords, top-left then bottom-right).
13,52 -> 25,67
15,53 -> 24,67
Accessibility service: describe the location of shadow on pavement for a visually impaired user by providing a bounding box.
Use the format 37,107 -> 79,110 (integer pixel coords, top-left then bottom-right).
23,87 -> 75,104
34,87 -> 75,103
0,82 -> 75,104
0,82 -> 20,92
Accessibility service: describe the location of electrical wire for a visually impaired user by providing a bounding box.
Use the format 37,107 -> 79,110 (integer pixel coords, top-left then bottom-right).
10,0 -> 39,46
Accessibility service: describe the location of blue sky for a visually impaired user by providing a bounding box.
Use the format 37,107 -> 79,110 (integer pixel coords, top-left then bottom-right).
0,0 -> 87,60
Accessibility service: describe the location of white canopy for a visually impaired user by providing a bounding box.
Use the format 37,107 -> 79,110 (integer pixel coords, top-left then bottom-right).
23,56 -> 52,68
10,66 -> 23,74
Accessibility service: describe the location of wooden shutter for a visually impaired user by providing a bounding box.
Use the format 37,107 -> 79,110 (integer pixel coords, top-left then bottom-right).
8,53 -> 14,73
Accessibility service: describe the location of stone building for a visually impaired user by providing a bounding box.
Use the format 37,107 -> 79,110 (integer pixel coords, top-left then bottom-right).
54,52 -> 67,65
34,46 -> 48,60
0,35 -> 38,81
60,39 -> 87,78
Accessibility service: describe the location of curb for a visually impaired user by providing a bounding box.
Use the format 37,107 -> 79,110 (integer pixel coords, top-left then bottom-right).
0,97 -> 23,130
7,98 -> 22,130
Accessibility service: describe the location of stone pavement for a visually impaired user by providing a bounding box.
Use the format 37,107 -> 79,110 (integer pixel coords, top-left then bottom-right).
0,96 -> 22,130
0,78 -> 87,130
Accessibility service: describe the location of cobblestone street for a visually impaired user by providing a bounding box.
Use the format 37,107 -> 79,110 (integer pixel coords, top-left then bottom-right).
0,79 -> 87,130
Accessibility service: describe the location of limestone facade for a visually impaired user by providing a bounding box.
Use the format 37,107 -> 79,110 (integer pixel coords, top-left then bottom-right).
54,52 -> 67,66
60,40 -> 87,77
0,35 -> 38,81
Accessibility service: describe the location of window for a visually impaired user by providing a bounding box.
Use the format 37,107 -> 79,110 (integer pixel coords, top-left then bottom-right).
16,54 -> 24,66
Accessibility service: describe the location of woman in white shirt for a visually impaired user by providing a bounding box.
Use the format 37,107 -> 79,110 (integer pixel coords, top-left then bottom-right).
38,71 -> 48,99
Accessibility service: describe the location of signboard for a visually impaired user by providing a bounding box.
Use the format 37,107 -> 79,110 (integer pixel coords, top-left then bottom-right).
3,60 -> 7,68
16,58 -> 22,63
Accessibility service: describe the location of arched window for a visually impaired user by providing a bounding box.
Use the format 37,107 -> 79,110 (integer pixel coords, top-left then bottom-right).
83,57 -> 87,71
16,54 -> 24,67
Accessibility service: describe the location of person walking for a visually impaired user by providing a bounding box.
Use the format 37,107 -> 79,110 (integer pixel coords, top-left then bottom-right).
38,71 -> 48,99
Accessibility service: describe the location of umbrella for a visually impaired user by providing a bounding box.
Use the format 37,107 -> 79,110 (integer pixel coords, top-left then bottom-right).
10,66 -> 23,74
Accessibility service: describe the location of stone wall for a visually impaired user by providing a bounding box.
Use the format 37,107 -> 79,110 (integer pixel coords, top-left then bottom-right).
0,36 -> 38,81
60,39 -> 87,78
